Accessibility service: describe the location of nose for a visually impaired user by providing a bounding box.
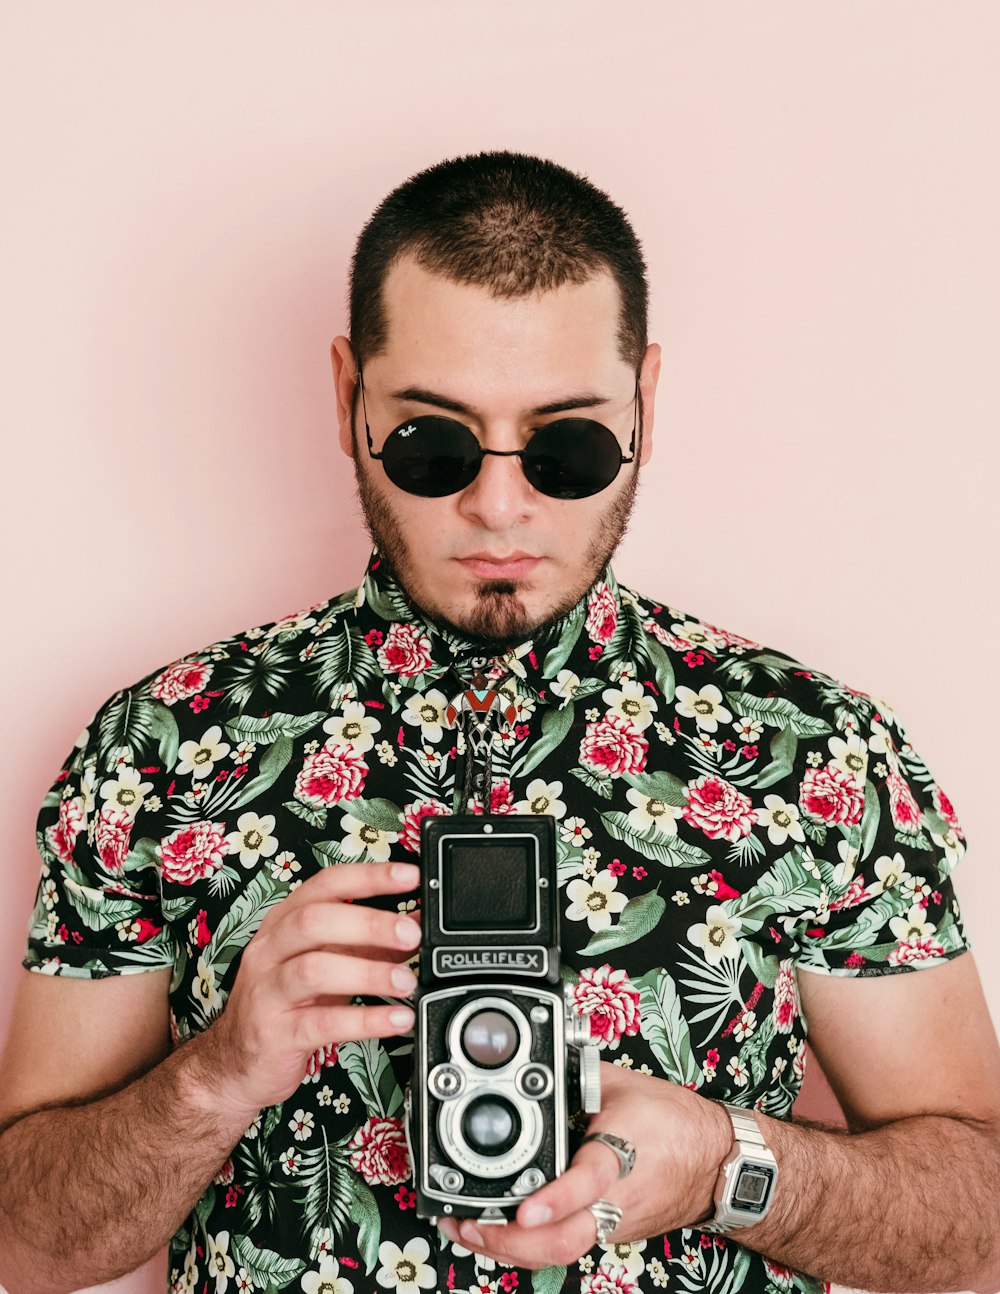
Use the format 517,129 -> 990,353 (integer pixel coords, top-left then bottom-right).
456,447 -> 538,530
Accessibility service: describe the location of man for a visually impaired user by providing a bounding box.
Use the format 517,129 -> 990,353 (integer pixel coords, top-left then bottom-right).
1,152 -> 998,1294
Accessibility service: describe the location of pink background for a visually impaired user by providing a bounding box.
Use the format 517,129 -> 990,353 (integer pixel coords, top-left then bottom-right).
2,4 -> 997,1292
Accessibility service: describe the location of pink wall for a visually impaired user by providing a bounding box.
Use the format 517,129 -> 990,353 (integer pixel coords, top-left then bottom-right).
2,4 -> 997,1292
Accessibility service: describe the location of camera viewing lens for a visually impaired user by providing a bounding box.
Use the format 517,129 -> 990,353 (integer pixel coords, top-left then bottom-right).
461,1095 -> 521,1156
461,1009 -> 520,1068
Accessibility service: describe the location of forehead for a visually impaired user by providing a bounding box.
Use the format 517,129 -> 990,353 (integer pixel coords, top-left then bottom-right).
375,255 -> 627,394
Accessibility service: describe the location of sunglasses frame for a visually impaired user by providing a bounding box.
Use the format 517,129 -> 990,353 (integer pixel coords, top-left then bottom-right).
356,366 -> 639,499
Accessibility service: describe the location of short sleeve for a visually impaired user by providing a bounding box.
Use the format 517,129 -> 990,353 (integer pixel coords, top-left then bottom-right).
795,698 -> 970,977
24,691 -> 175,979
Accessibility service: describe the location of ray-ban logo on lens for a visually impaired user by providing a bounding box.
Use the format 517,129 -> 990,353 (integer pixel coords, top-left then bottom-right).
399,424 -> 417,437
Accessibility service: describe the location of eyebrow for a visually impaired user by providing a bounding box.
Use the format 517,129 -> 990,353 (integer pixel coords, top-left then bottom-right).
388,386 -> 612,418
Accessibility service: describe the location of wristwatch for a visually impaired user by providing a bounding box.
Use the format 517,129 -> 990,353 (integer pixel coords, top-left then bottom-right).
701,1102 -> 779,1233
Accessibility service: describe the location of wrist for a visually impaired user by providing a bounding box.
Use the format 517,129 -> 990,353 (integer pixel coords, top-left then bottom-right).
692,1095 -> 737,1224
178,1027 -> 262,1135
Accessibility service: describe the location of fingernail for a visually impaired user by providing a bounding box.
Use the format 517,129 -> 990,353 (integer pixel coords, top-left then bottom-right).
389,1006 -> 414,1028
392,863 -> 419,884
396,918 -> 421,946
520,1202 -> 552,1227
461,1224 -> 483,1248
391,965 -> 417,993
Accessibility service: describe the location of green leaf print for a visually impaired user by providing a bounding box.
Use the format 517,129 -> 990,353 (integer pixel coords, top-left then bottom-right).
540,600 -> 585,678
311,620 -> 380,696
570,766 -> 614,799
601,811 -> 710,868
753,726 -> 799,790
311,837 -> 355,866
231,1234 -> 306,1285
338,796 -> 403,834
338,1038 -> 405,1118
296,1128 -> 356,1239
97,689 -> 158,768
858,779 -> 881,860
205,872 -> 284,973
581,887 -> 666,956
725,852 -> 823,935
633,967 -> 700,1086
62,879 -> 140,932
739,1013 -> 777,1086
622,767 -> 689,808
228,736 -> 295,810
146,701 -> 181,769
286,799 -> 328,830
738,937 -> 782,989
225,711 -> 327,743
531,1265 -> 568,1294
348,1174 -> 383,1274
646,635 -> 676,703
121,836 -> 161,877
724,691 -> 833,739
519,703 -> 575,776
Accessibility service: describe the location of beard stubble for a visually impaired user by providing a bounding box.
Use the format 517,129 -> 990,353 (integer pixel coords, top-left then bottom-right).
351,441 -> 641,649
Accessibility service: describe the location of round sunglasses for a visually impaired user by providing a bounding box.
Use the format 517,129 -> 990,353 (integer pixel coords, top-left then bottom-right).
358,369 -> 638,500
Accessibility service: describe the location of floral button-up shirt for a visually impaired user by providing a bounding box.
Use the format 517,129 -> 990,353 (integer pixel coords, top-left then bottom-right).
26,554 -> 969,1294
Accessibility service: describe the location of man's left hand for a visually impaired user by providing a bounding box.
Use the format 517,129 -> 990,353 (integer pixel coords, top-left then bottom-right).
436,1062 -> 731,1270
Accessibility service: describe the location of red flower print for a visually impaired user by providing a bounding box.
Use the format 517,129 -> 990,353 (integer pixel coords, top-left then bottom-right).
195,909 -> 211,948
706,1048 -> 720,1068
632,866 -> 647,880
772,962 -> 799,1032
585,583 -> 618,644
683,651 -> 705,668
394,1184 -> 416,1209
365,628 -> 384,646
887,771 -> 922,833
572,964 -> 642,1048
708,869 -> 741,900
157,821 -> 230,885
294,740 -> 367,807
347,1115 -> 411,1185
798,765 -> 864,827
305,1043 -> 339,1077
377,622 -> 433,677
149,659 -> 213,706
94,809 -> 133,873
46,794 -> 85,866
500,1275 -> 518,1292
608,859 -> 626,877
134,918 -> 162,943
189,695 -> 210,714
579,716 -> 648,778
399,798 -> 448,852
932,786 -> 963,836
682,776 -> 755,843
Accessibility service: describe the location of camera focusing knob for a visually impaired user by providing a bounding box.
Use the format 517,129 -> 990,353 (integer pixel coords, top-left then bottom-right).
430,1164 -> 465,1194
429,1063 -> 466,1099
579,1044 -> 602,1113
511,1166 -> 547,1195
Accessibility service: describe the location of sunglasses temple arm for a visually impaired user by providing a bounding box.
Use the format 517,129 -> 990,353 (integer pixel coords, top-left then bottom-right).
356,364 -> 383,460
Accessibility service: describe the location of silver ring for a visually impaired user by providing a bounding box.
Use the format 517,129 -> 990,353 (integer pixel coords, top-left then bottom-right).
581,1131 -> 637,1179
587,1198 -> 623,1245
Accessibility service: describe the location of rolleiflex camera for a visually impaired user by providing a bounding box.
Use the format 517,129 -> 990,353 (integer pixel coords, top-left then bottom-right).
404,814 -> 602,1224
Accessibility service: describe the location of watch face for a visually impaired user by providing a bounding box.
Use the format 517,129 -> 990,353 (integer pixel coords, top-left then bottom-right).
732,1163 -> 776,1213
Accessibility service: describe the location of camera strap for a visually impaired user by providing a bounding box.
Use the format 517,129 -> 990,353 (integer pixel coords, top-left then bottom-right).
449,660 -> 518,814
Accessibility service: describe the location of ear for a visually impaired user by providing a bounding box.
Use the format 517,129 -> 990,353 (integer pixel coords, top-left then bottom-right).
638,342 -> 661,467
330,336 -> 358,458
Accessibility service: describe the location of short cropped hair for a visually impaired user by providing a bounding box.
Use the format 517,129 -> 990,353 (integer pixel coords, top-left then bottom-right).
349,151 -> 648,371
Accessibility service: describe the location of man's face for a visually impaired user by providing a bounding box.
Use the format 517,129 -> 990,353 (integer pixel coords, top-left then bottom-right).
332,256 -> 659,646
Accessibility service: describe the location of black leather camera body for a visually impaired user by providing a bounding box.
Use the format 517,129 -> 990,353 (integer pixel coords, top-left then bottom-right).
404,813 -> 601,1224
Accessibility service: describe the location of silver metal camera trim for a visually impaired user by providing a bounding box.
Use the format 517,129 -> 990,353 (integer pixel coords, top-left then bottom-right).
415,983 -> 569,1208
434,830 -> 543,937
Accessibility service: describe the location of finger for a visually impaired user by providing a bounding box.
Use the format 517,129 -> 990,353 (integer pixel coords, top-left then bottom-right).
279,860 -> 420,907
258,896 -> 422,965
276,949 -> 417,1007
290,999 -> 415,1053
453,1210 -> 601,1270
515,1143 -> 621,1229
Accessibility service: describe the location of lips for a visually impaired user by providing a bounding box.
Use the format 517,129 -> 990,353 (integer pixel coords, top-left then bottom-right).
458,553 -> 541,579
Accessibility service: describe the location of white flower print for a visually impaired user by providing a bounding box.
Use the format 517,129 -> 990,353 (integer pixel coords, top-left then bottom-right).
889,904 -> 937,942
565,870 -> 629,932
687,906 -> 742,964
625,787 -> 681,836
340,813 -> 399,862
833,839 -> 860,888
674,684 -> 733,733
602,679 -> 657,730
266,610 -> 317,639
279,1149 -> 300,1176
99,766 -> 153,818
734,716 -> 764,743
375,1237 -> 436,1293
269,851 -> 301,882
727,1055 -> 750,1086
288,1109 -> 315,1141
733,1010 -> 758,1041
671,619 -> 727,651
870,852 -> 909,895
560,816 -> 592,846
930,827 -> 964,871
225,813 -> 279,868
647,1256 -> 669,1288
513,778 -> 566,818
599,1238 -> 647,1276
550,669 -> 582,700
193,955 -> 223,1017
828,731 -> 869,780
323,700 -> 381,753
206,1230 -> 236,1293
176,726 -> 231,779
317,1086 -> 333,1107
401,689 -> 451,744
754,795 -> 806,846
301,1254 -> 354,1294
235,1270 -> 254,1292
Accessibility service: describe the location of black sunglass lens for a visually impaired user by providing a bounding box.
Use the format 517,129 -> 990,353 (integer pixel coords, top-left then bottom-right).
524,420 -> 624,499
380,417 -> 480,497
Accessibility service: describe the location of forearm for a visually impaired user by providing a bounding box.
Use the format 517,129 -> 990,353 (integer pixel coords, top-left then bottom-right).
0,1030 -> 254,1294
734,1110 -> 1000,1293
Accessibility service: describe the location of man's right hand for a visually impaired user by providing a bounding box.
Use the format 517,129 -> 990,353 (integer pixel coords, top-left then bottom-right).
195,860 -> 421,1119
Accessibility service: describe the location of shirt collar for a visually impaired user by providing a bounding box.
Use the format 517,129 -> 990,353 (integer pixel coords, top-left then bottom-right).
352,550 -> 626,695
